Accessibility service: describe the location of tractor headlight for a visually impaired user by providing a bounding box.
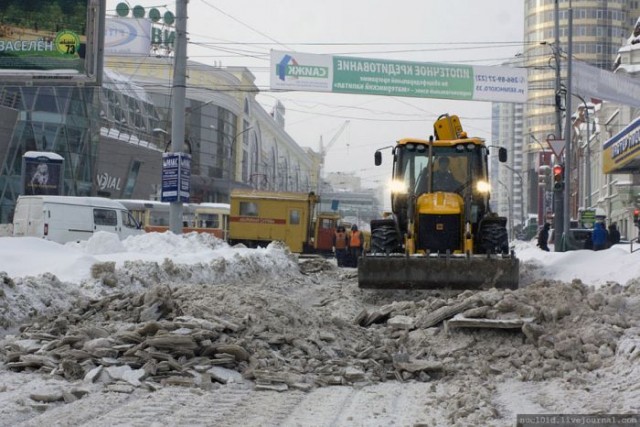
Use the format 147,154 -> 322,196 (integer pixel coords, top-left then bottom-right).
389,179 -> 408,194
476,180 -> 491,194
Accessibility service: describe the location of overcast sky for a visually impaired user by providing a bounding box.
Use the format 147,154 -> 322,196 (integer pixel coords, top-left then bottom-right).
106,1 -> 525,190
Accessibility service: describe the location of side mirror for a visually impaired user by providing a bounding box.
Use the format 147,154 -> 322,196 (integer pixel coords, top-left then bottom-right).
374,151 -> 382,166
498,147 -> 507,163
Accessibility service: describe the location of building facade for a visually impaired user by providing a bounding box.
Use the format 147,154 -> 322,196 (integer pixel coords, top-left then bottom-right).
491,0 -> 640,241
99,56 -> 317,204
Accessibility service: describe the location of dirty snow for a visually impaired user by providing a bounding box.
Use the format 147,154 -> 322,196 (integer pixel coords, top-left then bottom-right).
0,232 -> 639,426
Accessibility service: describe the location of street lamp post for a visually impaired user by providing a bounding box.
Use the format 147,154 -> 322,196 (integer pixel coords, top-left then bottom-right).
224,127 -> 253,202
502,164 -> 525,234
529,134 -> 552,225
529,133 -> 548,153
573,94 -> 594,208
498,179 -> 514,241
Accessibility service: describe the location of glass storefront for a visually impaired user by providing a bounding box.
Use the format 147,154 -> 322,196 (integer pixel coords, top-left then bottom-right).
0,85 -> 99,222
0,70 -> 243,222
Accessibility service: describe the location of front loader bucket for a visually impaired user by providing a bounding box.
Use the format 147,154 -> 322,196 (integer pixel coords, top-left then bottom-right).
358,254 -> 519,290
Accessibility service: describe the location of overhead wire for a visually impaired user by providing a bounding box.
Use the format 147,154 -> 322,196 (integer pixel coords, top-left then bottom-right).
103,2 -> 553,109
104,9 -> 544,111
101,3 -> 553,161
197,0 -> 294,52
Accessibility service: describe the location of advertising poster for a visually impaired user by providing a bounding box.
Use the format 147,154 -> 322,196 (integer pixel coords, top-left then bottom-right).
104,17 -> 151,56
179,153 -> 191,203
21,152 -> 64,196
161,152 -> 190,203
0,0 -> 104,84
161,153 -> 179,202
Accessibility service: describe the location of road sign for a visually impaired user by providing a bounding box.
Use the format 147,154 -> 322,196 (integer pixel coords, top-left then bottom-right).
546,137 -> 565,158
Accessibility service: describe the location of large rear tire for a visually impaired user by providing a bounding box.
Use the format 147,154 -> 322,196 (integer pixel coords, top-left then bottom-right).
370,220 -> 402,254
480,222 -> 509,254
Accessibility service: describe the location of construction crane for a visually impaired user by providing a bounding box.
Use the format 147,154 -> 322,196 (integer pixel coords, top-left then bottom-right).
318,120 -> 350,177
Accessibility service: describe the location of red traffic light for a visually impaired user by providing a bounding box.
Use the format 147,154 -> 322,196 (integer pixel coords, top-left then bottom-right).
553,164 -> 563,178
552,164 -> 564,190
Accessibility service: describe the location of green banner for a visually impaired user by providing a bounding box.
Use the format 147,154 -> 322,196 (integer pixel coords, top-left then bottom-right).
270,50 -> 527,103
333,56 -> 474,99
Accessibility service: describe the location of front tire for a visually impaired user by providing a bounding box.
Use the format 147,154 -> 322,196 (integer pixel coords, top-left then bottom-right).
480,222 -> 509,254
370,219 -> 402,254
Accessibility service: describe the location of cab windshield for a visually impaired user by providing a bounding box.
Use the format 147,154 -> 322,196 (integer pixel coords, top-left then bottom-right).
394,142 -> 487,195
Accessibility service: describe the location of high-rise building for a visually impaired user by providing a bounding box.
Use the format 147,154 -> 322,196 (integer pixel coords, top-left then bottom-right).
491,80 -> 525,238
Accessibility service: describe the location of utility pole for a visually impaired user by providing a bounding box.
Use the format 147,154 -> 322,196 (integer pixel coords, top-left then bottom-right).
553,0 -> 564,251
580,98 -> 592,208
554,0 -> 562,140
562,4 -> 574,251
169,0 -> 188,234
503,164 -> 525,231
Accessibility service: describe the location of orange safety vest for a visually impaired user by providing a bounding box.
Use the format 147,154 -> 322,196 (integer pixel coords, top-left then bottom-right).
349,230 -> 362,248
334,231 -> 348,249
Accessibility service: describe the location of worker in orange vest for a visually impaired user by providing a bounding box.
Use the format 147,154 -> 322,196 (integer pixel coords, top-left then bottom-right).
333,225 -> 349,267
348,224 -> 363,267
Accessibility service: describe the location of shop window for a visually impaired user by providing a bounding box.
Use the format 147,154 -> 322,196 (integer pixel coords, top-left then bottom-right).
34,87 -> 59,113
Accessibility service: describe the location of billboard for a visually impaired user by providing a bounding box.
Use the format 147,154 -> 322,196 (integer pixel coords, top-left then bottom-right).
602,115 -> 640,174
0,0 -> 105,85
270,50 -> 527,103
105,17 -> 151,56
21,151 -> 64,196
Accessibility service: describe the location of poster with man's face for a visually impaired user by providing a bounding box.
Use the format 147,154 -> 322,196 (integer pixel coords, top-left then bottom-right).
22,157 -> 63,195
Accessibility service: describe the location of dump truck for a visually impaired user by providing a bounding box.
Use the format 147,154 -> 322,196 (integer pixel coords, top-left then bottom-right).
358,114 -> 519,290
228,189 -> 340,254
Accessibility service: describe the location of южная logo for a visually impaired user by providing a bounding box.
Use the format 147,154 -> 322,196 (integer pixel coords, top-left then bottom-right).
276,54 -> 328,81
54,30 -> 80,55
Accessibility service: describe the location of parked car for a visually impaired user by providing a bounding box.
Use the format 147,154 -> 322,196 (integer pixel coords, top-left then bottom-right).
13,195 -> 142,244
548,227 -> 593,251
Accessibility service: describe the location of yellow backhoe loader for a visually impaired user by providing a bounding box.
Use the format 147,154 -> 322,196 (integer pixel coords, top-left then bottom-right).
358,114 -> 519,290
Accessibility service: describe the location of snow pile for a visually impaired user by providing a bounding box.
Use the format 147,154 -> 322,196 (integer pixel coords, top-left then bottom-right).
513,240 -> 640,287
2,265 -> 640,424
0,232 -> 301,329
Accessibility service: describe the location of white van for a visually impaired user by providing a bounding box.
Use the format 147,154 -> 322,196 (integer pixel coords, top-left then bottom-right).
12,195 -> 143,244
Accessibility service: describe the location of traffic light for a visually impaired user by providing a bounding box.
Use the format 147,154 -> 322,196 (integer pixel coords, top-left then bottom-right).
553,164 -> 564,190
634,209 -> 640,226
